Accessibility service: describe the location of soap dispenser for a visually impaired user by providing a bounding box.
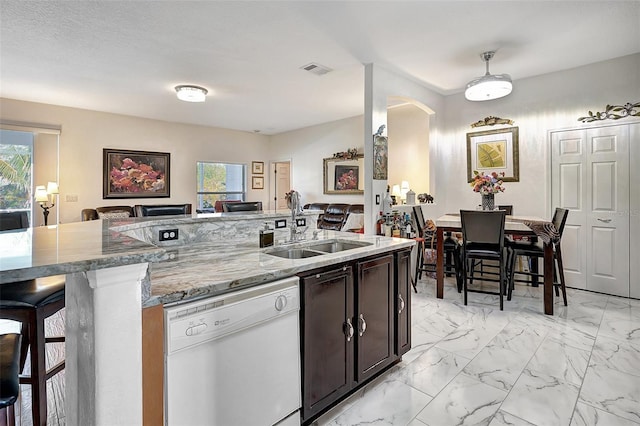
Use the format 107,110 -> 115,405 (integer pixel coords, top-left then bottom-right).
259,222 -> 274,248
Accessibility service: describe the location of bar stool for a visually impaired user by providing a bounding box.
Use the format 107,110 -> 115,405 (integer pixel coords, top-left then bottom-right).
0,333 -> 22,426
0,276 -> 65,426
1,212 -> 65,426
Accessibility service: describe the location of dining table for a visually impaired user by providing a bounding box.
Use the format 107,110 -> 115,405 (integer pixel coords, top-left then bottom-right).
435,213 -> 560,315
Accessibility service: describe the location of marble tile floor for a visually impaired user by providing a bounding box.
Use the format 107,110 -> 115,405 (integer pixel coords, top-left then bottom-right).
314,277 -> 640,426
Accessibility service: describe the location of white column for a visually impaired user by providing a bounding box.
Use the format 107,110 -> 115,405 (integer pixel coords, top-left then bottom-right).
65,263 -> 149,425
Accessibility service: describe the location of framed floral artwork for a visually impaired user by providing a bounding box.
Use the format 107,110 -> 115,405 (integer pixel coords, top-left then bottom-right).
252,161 -> 264,174
466,127 -> 519,182
323,155 -> 364,194
103,148 -> 170,198
252,175 -> 264,189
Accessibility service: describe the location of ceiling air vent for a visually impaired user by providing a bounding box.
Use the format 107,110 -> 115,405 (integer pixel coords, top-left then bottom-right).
300,62 -> 332,76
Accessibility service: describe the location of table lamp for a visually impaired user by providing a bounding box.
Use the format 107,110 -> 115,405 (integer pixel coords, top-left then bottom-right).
34,182 -> 59,226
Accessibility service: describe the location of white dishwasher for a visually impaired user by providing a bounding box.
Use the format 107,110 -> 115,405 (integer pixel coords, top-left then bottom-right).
164,276 -> 301,426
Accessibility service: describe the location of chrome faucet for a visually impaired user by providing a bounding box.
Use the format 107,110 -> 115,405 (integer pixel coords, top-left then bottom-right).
288,190 -> 304,242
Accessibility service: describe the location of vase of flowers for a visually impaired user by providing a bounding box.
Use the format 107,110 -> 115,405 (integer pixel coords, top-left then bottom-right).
470,170 -> 505,210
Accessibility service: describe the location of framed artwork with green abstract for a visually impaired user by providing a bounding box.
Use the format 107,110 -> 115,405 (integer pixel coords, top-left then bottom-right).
466,127 -> 519,182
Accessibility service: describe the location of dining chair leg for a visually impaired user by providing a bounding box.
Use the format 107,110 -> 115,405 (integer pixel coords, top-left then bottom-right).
462,262 -> 468,306
555,245 -> 568,306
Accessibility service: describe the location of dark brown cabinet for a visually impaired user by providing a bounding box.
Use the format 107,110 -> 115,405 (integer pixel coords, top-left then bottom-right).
395,248 -> 411,356
355,255 -> 394,382
300,251 -> 409,424
301,264 -> 354,421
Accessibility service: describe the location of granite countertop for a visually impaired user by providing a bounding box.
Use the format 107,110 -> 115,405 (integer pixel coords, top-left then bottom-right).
0,219 -> 166,284
0,213 -> 415,308
148,231 -> 415,307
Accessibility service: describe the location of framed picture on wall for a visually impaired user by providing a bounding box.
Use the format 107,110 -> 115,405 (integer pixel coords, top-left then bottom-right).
252,175 -> 264,189
373,134 -> 388,180
103,148 -> 170,198
466,127 -> 519,182
252,161 -> 264,174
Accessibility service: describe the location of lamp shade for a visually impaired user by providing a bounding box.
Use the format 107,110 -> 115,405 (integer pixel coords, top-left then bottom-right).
391,185 -> 402,198
175,85 -> 208,102
465,51 -> 512,101
34,185 -> 49,202
47,181 -> 59,195
465,74 -> 512,101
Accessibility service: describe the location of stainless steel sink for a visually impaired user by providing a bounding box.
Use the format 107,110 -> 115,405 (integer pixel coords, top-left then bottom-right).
265,239 -> 372,259
265,248 -> 324,259
307,240 -> 371,253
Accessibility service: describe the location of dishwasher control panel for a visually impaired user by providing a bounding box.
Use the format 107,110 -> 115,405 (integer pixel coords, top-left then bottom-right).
165,276 -> 300,354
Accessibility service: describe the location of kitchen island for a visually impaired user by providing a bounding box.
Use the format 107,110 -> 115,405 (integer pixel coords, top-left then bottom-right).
0,210 -> 414,425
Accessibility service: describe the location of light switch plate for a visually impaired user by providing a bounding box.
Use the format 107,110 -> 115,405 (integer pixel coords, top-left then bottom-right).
275,219 -> 287,229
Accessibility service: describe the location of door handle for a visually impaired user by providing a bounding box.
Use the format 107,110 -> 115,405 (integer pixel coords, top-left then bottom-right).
398,294 -> 405,314
358,314 -> 367,337
344,318 -> 354,342
597,218 -> 612,223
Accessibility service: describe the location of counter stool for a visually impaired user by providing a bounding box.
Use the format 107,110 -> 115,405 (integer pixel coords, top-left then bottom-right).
0,275 -> 65,426
1,333 -> 22,426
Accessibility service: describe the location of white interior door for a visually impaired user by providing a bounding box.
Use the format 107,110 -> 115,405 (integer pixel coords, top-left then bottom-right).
274,161 -> 291,210
551,125 -> 630,297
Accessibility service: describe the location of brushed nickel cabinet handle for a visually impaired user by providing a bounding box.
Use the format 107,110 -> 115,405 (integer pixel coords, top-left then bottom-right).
344,318 -> 354,342
398,294 -> 405,314
597,218 -> 612,223
358,314 -> 367,337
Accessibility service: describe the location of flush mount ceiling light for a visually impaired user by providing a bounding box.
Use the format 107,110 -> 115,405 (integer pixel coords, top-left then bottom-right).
465,51 -> 512,101
175,85 -> 208,102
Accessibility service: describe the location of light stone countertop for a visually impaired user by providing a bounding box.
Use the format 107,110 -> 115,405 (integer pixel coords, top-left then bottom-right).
0,212 -> 415,308
148,231 -> 415,307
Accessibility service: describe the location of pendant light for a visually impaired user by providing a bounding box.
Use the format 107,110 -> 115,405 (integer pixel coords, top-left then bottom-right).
465,51 -> 512,101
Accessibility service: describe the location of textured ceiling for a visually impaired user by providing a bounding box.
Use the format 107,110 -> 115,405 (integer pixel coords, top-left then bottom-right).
1,1 -> 639,135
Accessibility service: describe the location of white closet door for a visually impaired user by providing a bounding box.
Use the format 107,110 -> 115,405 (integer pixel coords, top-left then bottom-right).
551,125 -> 630,297
552,129 -> 588,290
630,123 -> 640,299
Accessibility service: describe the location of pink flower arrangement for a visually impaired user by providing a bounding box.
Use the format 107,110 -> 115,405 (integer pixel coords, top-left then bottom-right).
110,157 -> 165,193
470,170 -> 506,195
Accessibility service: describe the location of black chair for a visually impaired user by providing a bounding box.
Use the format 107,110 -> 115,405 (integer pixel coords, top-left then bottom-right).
0,212 -> 29,231
471,205 -> 514,278
0,333 -> 22,426
134,203 -> 192,217
0,213 -> 66,426
507,208 -> 570,305
460,210 -> 508,310
222,201 -> 263,212
413,207 -> 461,288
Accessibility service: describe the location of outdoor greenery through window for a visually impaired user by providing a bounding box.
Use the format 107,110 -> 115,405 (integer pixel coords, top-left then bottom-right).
0,129 -> 33,219
196,162 -> 246,212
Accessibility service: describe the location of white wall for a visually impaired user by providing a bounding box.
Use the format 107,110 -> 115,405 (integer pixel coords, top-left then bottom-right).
437,53 -> 640,218
388,104 -> 430,196
0,98 -> 271,224
269,115 -> 365,206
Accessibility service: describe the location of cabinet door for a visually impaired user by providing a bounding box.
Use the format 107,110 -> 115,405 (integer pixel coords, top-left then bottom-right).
356,255 -> 394,383
301,265 -> 354,421
395,249 -> 412,357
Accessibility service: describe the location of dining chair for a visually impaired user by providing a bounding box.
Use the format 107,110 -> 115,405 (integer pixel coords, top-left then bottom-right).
0,333 -> 22,426
460,210 -> 508,310
507,207 -> 569,305
0,215 -> 66,426
413,207 -> 461,288
470,204 -> 514,279
134,203 -> 192,217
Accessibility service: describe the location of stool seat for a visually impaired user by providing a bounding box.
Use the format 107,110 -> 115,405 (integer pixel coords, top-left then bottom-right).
0,276 -> 65,309
0,333 -> 22,409
0,276 -> 66,426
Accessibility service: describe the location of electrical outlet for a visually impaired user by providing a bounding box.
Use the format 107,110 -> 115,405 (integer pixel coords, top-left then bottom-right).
296,218 -> 306,226
275,219 -> 287,229
66,194 -> 78,202
159,229 -> 179,241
